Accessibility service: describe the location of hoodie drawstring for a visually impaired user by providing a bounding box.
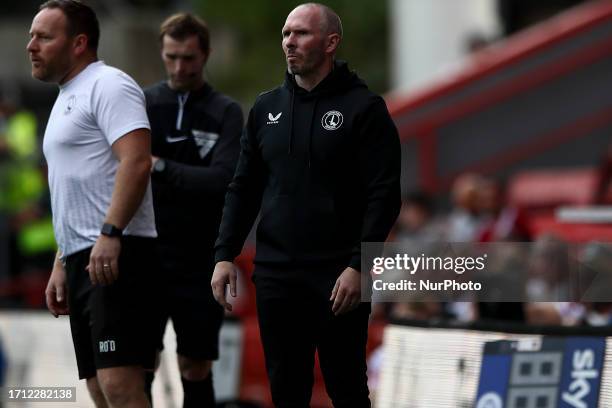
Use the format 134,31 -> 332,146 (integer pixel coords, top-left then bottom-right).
307,98 -> 319,168
287,87 -> 317,167
288,88 -> 295,155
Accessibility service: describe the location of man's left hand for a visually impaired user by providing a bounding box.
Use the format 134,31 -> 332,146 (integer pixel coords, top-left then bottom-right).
86,235 -> 121,285
330,267 -> 361,316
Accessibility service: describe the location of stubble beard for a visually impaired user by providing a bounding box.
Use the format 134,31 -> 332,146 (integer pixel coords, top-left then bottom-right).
37,43 -> 73,83
287,58 -> 314,76
169,73 -> 202,92
289,48 -> 327,78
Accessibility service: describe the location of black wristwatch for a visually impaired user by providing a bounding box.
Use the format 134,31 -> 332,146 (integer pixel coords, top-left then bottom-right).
101,223 -> 123,238
153,158 -> 166,173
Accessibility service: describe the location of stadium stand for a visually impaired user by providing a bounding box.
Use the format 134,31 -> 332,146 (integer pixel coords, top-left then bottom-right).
372,1 -> 612,406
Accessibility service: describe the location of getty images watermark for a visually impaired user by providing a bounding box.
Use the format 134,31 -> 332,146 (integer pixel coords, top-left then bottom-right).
371,253 -> 487,292
360,241 -> 612,302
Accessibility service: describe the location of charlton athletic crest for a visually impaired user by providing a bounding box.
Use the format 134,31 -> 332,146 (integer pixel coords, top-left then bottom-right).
321,110 -> 343,130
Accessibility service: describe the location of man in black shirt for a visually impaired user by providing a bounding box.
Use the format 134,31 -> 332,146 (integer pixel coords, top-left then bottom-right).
211,3 -> 400,407
145,13 -> 243,407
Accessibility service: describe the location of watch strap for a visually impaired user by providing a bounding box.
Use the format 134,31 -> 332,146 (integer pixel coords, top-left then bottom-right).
101,223 -> 123,237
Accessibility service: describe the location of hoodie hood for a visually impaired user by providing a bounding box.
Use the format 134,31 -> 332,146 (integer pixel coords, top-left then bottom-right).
283,59 -> 367,96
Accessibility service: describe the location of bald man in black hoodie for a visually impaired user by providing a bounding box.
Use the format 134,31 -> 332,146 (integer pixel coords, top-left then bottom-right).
211,3 -> 400,407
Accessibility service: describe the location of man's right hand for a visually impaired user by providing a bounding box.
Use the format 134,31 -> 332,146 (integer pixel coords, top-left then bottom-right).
211,261 -> 237,312
45,261 -> 68,318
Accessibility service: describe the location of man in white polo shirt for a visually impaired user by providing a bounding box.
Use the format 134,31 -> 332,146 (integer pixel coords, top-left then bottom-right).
28,1 -> 157,407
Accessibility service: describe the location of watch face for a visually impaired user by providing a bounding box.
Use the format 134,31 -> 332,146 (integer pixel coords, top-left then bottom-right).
101,223 -> 122,237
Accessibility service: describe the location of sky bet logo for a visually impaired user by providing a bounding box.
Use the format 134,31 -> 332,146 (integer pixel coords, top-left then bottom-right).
476,337 -> 604,408
561,349 -> 598,408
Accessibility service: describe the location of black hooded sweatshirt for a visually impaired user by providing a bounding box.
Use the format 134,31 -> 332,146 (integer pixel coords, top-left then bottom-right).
214,61 -> 401,272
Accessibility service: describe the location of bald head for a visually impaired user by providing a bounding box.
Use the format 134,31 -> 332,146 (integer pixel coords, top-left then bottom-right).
282,2 -> 342,90
293,3 -> 342,38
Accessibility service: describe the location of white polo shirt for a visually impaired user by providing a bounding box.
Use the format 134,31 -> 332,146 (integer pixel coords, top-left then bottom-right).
42,61 -> 157,258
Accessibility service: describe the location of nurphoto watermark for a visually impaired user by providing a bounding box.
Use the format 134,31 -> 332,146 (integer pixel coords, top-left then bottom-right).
361,241 -> 612,303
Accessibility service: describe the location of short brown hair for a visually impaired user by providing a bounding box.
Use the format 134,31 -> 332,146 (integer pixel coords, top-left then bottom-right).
39,0 -> 100,52
159,13 -> 210,55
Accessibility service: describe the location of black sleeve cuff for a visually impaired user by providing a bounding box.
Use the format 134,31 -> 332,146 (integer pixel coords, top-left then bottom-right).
214,247 -> 237,264
348,256 -> 362,273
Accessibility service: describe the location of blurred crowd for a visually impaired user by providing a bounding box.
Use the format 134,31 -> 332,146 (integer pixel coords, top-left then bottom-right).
0,99 -> 55,308
375,170 -> 612,329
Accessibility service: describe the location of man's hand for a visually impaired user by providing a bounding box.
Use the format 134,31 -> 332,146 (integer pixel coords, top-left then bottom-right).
211,261 -> 238,312
45,260 -> 68,317
87,235 -> 121,285
330,267 -> 361,316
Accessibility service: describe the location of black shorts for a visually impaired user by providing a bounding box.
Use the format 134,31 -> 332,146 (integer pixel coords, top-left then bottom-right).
65,236 -> 158,379
153,252 -> 224,361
